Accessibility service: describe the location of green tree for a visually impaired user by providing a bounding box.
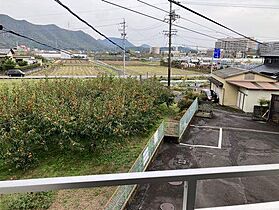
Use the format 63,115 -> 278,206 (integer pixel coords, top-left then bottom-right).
2,59 -> 16,70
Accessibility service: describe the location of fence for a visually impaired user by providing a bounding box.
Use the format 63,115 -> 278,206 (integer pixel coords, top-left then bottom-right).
2,164 -> 279,210
179,98 -> 199,137
104,122 -> 165,210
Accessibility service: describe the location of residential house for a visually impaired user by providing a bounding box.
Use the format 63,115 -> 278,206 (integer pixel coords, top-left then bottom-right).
209,67 -> 279,112
0,48 -> 15,60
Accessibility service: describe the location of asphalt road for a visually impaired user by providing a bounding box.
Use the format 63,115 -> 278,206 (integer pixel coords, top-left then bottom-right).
126,109 -> 279,210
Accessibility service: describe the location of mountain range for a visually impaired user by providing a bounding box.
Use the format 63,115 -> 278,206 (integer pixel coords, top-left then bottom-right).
0,14 -> 147,51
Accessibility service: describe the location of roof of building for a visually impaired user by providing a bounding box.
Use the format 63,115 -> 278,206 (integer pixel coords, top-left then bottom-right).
208,76 -> 224,87
213,67 -> 249,79
252,64 -> 279,74
0,49 -> 14,55
227,81 -> 279,90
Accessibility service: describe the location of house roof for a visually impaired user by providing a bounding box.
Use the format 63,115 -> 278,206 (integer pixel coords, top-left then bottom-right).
208,76 -> 224,87
0,49 -> 14,55
252,64 -> 279,74
227,81 -> 279,91
213,67 -> 249,79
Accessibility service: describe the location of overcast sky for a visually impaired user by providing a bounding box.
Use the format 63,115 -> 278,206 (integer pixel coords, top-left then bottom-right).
1,0 -> 279,49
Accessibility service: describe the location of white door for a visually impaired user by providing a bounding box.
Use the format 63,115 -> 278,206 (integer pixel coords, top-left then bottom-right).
237,91 -> 245,110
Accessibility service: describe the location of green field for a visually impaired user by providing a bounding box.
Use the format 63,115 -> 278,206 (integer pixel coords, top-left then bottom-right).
29,60 -> 202,77
30,59 -> 115,76
103,61 -> 201,76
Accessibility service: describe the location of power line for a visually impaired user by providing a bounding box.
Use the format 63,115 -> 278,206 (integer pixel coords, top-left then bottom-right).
101,0 -> 218,40
137,0 -> 231,37
53,0 -> 129,53
179,2 -> 279,10
169,0 -> 265,45
1,27 -> 71,55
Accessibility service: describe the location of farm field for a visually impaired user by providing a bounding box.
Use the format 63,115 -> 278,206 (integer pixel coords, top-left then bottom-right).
0,78 -> 174,210
31,59 -> 115,76
103,60 -> 201,76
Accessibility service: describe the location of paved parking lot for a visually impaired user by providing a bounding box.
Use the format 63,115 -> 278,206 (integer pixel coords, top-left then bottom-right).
126,109 -> 279,210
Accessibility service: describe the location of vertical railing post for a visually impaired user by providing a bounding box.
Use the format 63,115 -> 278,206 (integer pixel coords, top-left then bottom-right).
183,180 -> 197,210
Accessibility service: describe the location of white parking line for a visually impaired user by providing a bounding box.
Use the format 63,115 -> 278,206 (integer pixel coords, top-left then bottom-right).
218,128 -> 223,149
180,128 -> 223,150
179,143 -> 221,149
190,125 -> 279,135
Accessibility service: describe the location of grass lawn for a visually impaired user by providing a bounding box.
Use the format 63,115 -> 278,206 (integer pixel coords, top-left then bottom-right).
0,130 -> 158,210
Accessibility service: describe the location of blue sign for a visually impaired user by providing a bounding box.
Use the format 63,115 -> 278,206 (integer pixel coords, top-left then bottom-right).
214,48 -> 221,59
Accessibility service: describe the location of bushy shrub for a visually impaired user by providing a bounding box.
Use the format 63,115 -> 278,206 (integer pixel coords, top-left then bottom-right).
259,98 -> 270,106
178,97 -> 194,111
0,77 -> 172,170
6,192 -> 54,210
2,59 -> 16,70
17,61 -> 28,67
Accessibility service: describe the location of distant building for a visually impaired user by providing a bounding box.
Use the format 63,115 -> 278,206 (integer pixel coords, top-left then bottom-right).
259,42 -> 279,57
150,47 -> 160,55
215,37 -> 258,58
0,49 -> 15,59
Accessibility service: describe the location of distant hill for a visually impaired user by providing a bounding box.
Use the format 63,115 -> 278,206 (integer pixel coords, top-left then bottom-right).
98,37 -> 135,49
0,14 -> 107,51
140,44 -> 151,48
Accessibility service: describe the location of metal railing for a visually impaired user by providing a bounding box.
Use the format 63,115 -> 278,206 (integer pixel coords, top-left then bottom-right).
1,164 -> 279,210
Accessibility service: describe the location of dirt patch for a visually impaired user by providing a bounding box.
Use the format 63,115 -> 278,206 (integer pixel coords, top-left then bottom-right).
49,187 -> 115,210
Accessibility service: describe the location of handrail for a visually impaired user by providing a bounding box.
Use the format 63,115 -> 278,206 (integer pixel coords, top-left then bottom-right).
1,164 -> 279,194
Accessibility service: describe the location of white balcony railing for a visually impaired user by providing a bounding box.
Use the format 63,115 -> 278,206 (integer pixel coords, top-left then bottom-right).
1,164 -> 279,210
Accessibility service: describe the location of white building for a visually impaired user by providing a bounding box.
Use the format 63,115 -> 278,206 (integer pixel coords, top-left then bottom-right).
215,37 -> 258,58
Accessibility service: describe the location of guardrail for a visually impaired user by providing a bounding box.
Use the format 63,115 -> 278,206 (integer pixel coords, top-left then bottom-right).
179,98 -> 199,137
1,164 -> 279,210
104,122 -> 165,210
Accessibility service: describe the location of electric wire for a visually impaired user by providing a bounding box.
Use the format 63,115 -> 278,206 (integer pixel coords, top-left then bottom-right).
101,0 -> 218,40
169,0 -> 265,45
179,1 -> 279,10
2,27 -> 71,55
53,0 -> 130,53
137,0 -> 231,37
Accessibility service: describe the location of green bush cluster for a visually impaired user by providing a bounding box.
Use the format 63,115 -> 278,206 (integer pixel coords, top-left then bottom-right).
178,89 -> 201,111
5,192 -> 54,210
17,61 -> 28,67
0,58 -> 16,71
0,77 -> 172,170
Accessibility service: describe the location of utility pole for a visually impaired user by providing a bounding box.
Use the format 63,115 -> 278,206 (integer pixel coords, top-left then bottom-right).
119,19 -> 127,77
168,2 -> 173,87
164,2 -> 179,87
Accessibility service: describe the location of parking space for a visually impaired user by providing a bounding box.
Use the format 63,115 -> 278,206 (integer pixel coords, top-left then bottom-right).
126,109 -> 279,210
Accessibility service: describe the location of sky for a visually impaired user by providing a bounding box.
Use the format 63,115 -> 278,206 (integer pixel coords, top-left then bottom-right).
1,0 -> 279,49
